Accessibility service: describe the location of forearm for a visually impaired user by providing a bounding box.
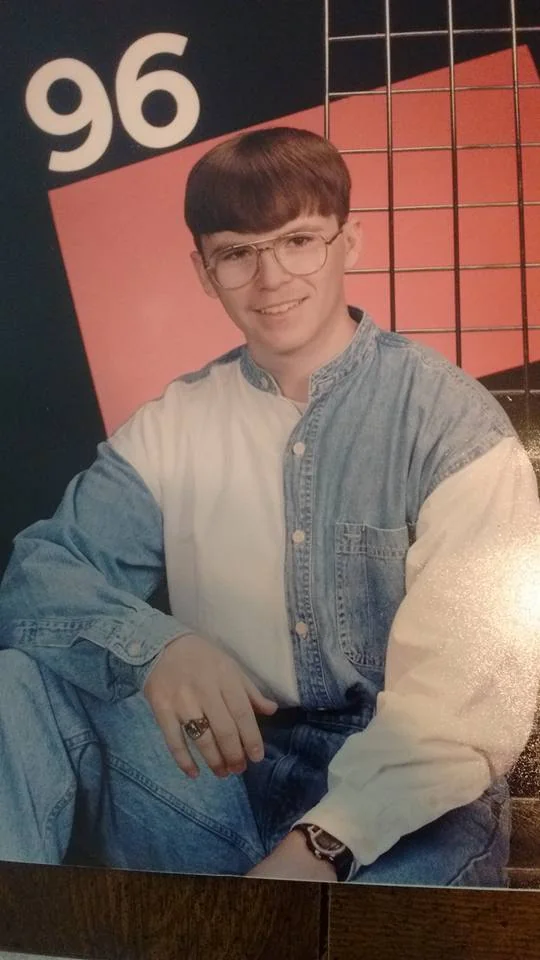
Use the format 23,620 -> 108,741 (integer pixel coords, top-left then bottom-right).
303,439 -> 540,866
300,715 -> 494,868
0,598 -> 189,701
246,830 -> 338,881
0,443 -> 192,700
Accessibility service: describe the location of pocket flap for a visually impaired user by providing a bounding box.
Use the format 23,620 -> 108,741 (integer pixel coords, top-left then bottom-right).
335,522 -> 410,558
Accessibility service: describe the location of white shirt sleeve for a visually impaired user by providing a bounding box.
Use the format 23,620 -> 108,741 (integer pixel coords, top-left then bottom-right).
299,436 -> 540,867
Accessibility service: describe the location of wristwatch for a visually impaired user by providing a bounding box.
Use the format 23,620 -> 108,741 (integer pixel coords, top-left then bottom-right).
293,823 -> 354,881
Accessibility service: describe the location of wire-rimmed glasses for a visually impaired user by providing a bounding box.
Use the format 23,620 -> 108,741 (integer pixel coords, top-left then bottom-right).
204,228 -> 343,290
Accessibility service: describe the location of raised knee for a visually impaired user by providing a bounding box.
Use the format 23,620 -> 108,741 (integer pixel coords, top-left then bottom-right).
0,648 -> 43,691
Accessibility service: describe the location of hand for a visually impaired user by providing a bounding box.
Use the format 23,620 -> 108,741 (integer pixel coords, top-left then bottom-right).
143,633 -> 278,779
245,831 -> 338,882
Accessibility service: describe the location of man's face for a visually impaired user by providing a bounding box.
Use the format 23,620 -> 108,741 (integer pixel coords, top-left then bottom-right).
192,213 -> 360,365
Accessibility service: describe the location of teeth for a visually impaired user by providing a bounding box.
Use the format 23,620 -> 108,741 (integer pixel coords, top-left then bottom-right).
258,299 -> 302,316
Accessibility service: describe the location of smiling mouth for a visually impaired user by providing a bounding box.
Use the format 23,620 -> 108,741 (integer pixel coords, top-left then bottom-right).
255,298 -> 306,317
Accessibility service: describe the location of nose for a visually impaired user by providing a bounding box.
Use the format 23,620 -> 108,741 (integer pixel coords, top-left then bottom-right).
255,246 -> 292,289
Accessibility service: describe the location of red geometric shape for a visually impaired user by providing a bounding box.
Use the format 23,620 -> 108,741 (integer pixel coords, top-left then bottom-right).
49,46 -> 540,433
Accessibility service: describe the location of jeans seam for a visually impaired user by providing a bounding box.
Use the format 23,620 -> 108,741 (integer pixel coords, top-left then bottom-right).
64,730 -> 97,750
107,752 -> 262,864
260,724 -> 320,853
448,799 -> 508,886
44,783 -> 77,850
261,754 -> 293,852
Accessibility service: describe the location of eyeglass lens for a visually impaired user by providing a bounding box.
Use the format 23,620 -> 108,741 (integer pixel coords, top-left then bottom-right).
213,234 -> 328,288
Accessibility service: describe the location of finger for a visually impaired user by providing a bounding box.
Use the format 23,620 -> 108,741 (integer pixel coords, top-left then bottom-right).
242,675 -> 279,716
151,702 -> 200,779
203,697 -> 248,773
184,725 -> 229,778
177,691 -> 230,778
221,681 -> 267,763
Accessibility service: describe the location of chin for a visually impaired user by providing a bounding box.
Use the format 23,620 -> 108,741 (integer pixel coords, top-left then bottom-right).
268,334 -> 312,356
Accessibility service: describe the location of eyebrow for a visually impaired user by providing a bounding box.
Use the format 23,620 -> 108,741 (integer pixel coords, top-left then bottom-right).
207,220 -> 327,257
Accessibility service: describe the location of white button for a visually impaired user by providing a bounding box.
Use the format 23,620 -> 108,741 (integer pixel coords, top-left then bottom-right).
295,621 -> 309,637
127,639 -> 141,656
292,441 -> 306,457
292,529 -> 305,544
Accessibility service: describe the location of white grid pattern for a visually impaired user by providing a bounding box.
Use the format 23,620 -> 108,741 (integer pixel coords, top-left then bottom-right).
324,1 -> 540,414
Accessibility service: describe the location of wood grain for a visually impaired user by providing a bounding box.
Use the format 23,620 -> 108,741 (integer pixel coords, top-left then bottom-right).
508,869 -> 540,889
0,863 -> 321,960
327,886 -> 540,960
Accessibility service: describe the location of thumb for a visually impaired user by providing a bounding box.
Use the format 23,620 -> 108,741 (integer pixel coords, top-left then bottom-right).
244,677 -> 279,715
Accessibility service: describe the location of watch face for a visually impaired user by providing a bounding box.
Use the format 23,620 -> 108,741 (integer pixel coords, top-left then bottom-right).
311,829 -> 346,854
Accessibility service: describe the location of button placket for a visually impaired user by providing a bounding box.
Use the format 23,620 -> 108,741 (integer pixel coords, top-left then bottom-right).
289,434 -> 310,661
286,402 -> 329,705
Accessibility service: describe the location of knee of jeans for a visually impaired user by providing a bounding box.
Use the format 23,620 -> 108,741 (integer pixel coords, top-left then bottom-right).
0,648 -> 43,692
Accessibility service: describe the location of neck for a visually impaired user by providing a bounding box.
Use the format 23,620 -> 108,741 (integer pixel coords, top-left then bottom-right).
251,304 -> 357,402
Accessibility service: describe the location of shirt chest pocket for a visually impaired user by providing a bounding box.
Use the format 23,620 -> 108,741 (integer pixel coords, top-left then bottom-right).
334,522 -> 410,673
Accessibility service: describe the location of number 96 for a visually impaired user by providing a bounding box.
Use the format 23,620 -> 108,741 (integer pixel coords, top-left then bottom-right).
25,33 -> 201,173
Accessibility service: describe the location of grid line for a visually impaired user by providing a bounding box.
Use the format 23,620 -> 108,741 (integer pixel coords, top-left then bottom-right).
351,202 -> 540,212
324,0 -> 330,138
329,84 -> 540,95
384,0 -> 397,331
510,0 -> 531,409
337,143 -> 540,154
388,326 -> 540,334
326,2 -> 539,407
329,27 -> 540,41
347,263 -> 540,274
447,0 -> 462,366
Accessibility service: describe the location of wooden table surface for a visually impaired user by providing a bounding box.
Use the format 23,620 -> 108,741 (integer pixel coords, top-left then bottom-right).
1,863 -> 540,960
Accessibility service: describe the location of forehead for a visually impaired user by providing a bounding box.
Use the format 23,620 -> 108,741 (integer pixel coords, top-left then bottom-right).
201,213 -> 338,256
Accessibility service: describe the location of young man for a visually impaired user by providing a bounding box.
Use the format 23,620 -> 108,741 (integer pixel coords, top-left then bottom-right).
0,127 -> 538,884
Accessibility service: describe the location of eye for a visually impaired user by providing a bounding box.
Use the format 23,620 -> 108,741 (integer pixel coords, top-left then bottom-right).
283,233 -> 317,249
219,246 -> 252,263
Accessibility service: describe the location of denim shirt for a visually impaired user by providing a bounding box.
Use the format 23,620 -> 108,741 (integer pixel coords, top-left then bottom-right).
0,308 -> 516,718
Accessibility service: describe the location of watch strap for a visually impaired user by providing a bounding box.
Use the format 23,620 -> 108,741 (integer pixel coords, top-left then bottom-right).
293,823 -> 354,881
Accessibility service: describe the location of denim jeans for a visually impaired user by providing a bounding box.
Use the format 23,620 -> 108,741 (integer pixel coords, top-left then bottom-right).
0,649 -> 510,886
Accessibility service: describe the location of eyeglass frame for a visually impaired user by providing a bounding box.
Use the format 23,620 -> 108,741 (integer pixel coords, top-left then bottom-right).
202,226 -> 344,290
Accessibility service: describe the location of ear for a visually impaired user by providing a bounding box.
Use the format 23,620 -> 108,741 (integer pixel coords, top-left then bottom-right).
342,218 -> 362,270
190,250 -> 221,299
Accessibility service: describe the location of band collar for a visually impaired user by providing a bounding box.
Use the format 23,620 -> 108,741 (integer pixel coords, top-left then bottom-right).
239,307 -> 377,398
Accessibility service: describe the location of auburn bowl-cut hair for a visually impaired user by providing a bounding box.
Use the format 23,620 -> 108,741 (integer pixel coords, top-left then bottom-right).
184,127 -> 351,251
